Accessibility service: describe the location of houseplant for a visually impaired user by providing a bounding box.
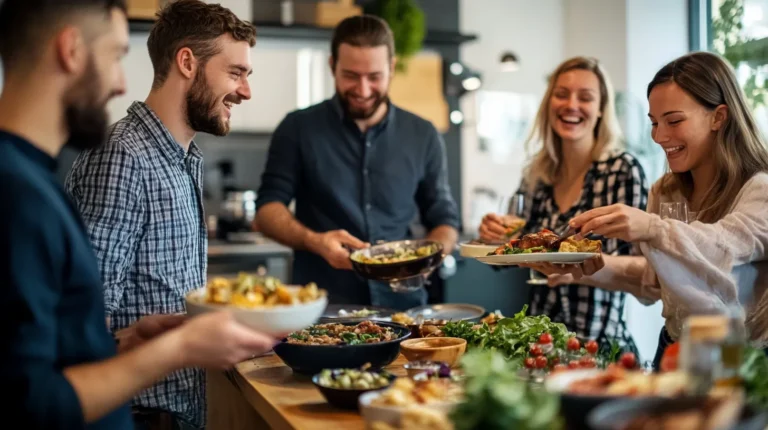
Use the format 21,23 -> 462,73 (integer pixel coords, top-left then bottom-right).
368,0 -> 426,72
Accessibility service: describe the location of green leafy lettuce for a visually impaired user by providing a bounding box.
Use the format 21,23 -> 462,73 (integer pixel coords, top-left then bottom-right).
441,305 -> 574,364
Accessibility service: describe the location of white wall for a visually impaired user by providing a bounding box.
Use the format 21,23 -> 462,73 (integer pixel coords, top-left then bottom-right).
459,0 -> 565,229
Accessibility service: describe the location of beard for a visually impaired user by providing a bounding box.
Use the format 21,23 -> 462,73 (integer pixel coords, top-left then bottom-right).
337,87 -> 388,120
63,57 -> 113,151
185,69 -> 237,136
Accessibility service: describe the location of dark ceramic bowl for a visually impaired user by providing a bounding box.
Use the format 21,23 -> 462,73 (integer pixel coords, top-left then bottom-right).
311,370 -> 396,410
588,396 -> 768,430
349,239 -> 444,281
272,321 -> 411,375
544,369 -> 655,430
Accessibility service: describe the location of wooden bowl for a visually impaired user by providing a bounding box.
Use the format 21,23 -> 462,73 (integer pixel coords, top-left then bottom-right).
399,337 -> 467,367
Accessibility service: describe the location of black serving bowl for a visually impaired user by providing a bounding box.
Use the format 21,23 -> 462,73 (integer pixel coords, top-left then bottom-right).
272,321 -> 411,375
587,396 -> 768,430
311,370 -> 396,410
349,239 -> 444,281
544,369 -> 648,430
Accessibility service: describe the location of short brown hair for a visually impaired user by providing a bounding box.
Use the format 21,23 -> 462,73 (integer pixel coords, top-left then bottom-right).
331,15 -> 394,69
147,0 -> 256,89
0,0 -> 127,75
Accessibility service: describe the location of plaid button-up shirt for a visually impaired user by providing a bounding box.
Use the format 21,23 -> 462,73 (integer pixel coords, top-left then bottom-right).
66,101 -> 207,428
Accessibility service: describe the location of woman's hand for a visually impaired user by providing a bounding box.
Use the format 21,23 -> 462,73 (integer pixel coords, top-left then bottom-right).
478,213 -> 523,243
520,254 -> 605,287
569,204 -> 654,242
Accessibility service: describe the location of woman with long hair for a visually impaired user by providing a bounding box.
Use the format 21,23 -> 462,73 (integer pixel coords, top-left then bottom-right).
479,57 -> 649,354
525,51 -> 768,367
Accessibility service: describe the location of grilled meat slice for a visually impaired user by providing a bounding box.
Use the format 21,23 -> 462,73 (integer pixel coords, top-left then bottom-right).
518,229 -> 561,250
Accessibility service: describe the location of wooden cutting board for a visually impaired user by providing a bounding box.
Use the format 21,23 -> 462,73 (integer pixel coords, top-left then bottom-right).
389,53 -> 450,133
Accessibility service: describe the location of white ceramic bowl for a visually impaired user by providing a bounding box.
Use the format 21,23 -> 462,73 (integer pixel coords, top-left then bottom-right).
458,242 -> 498,258
543,368 -> 603,393
358,389 -> 459,427
185,286 -> 328,338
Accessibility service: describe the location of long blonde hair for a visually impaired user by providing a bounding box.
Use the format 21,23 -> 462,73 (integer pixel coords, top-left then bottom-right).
648,51 -> 768,223
524,57 -> 623,187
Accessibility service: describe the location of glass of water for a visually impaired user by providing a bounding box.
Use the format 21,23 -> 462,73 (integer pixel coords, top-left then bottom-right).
660,201 -> 689,223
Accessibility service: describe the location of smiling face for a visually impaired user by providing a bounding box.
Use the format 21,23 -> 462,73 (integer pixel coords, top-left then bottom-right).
332,43 -> 393,120
548,69 -> 602,144
648,82 -> 723,173
185,34 -> 252,136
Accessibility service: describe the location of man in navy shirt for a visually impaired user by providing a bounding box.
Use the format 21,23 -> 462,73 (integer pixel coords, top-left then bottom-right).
256,15 -> 460,309
0,1 -> 275,428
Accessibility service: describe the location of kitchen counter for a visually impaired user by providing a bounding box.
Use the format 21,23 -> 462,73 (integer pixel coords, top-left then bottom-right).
207,352 -> 408,430
207,237 -> 293,281
208,238 -> 293,257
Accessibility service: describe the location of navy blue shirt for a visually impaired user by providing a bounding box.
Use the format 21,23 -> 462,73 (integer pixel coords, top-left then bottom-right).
0,131 -> 133,429
256,97 -> 460,304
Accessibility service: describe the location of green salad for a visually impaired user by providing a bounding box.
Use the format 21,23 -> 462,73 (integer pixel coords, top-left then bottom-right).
441,305 -> 575,365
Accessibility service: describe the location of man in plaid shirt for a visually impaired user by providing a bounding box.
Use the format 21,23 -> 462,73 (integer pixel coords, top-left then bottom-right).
65,1 -> 256,428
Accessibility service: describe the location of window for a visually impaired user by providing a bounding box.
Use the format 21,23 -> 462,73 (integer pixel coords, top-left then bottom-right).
692,0 -> 768,134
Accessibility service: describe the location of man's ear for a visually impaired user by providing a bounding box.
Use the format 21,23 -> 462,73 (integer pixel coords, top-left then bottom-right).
54,26 -> 88,75
175,47 -> 197,80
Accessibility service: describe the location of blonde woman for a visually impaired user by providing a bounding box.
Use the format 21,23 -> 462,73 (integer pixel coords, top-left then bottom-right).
528,51 -> 768,367
479,57 -> 649,354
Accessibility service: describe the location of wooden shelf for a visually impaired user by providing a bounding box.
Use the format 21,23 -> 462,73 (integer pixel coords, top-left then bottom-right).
129,19 -> 477,46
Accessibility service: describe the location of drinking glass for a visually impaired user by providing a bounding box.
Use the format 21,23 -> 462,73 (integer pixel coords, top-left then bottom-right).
660,202 -> 689,223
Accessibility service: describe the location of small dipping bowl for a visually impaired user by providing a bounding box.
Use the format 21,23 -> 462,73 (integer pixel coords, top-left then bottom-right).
403,360 -> 447,378
399,337 -> 467,367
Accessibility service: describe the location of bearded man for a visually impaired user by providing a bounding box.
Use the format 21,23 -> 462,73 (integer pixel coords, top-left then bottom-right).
65,1 -> 256,428
255,15 -> 460,310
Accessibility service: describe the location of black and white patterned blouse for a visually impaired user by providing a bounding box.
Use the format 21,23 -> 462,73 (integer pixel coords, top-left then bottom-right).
516,150 -> 649,353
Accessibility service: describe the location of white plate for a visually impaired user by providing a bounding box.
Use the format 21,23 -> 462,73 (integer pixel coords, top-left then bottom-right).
185,286 -> 327,338
459,242 -> 498,258
543,368 -> 602,393
358,390 -> 459,427
476,252 -> 600,266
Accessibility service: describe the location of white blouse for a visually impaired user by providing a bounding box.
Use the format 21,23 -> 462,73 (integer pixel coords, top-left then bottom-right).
638,172 -> 768,346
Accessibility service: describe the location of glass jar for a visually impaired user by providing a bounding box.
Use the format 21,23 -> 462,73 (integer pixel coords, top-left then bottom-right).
678,307 -> 746,394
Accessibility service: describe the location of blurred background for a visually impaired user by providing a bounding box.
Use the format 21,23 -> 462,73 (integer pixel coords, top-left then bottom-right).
2,0 -> 765,363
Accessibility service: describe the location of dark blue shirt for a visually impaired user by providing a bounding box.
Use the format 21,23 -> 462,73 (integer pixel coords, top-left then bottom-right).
0,131 -> 133,429
256,97 -> 460,304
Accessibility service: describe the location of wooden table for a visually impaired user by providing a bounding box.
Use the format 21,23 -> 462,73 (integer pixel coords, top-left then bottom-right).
207,352 -> 408,430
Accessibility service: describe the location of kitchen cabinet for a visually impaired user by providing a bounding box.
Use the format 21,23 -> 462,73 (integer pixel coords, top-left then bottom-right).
233,46 -> 302,132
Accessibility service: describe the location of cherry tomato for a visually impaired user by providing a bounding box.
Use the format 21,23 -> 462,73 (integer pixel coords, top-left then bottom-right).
524,357 -> 535,369
567,361 -> 580,369
567,337 -> 580,351
620,352 -> 637,369
660,343 -> 680,372
585,340 -> 599,355
552,364 -> 568,373
530,344 -> 543,356
539,333 -> 553,344
535,356 -> 548,369
580,356 -> 596,368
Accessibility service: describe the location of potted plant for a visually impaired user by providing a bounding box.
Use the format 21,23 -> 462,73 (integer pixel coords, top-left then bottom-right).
368,0 -> 426,72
